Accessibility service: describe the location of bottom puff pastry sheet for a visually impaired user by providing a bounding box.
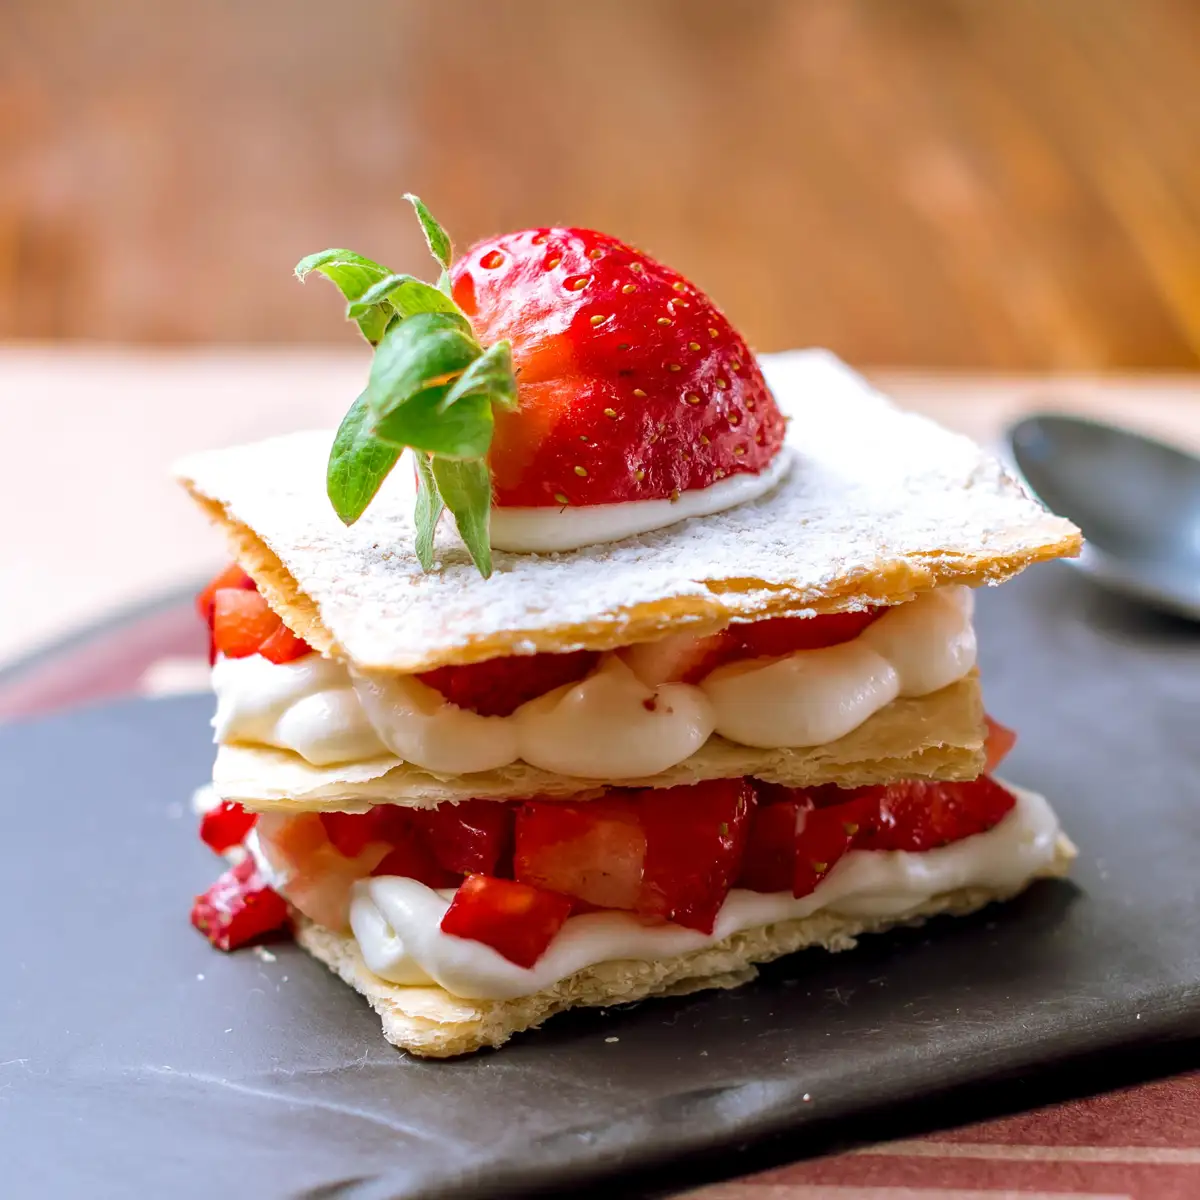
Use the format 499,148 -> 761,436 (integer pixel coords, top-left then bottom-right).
294,831 -> 1074,1058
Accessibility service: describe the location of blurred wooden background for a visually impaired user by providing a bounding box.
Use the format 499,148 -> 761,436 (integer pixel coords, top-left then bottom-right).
2,0 -> 1198,367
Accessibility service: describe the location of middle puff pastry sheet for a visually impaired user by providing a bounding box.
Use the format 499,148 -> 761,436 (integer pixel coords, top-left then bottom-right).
214,673 -> 985,812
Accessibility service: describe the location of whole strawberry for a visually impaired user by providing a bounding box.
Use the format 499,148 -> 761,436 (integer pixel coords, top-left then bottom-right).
298,199 -> 786,577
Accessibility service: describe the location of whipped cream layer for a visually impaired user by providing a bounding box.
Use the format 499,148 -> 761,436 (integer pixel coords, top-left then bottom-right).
212,586 -> 976,778
345,784 -> 1061,1001
489,447 -> 795,552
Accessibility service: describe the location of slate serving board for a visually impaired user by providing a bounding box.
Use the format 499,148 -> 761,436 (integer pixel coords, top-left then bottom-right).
2,565 -> 1198,1200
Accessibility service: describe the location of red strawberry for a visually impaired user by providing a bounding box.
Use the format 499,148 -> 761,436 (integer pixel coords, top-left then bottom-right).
258,621 -> 312,665
737,795 -> 810,894
983,715 -> 1018,773
440,875 -> 572,968
855,777 -> 1017,853
635,778 -> 756,933
514,798 -> 647,911
196,563 -> 256,625
211,589 -> 282,659
416,649 -> 599,717
191,858 -> 290,951
623,609 -> 884,687
451,228 -> 786,508
415,798 -> 515,877
199,800 -> 257,855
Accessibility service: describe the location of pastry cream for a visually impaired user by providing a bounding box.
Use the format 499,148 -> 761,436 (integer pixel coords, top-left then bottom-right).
346,784 -> 1061,1001
488,447 -> 795,552
212,587 -> 975,777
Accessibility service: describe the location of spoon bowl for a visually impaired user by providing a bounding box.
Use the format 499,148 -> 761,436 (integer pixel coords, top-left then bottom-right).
1008,414 -> 1200,620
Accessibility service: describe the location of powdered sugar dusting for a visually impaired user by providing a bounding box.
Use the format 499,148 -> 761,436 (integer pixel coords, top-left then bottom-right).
176,350 -> 1079,671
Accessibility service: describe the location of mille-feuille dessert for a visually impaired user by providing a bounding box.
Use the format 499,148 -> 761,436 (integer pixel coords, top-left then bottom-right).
179,199 -> 1081,1057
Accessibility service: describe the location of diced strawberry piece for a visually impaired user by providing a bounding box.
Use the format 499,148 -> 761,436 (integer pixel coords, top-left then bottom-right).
984,716 -> 1018,773
514,798 -> 646,911
196,563 -> 256,624
636,778 -> 756,932
416,649 -> 599,717
191,857 -> 290,951
855,777 -> 1017,853
359,806 -> 460,888
371,844 -> 462,889
738,797 -> 809,893
440,875 -> 572,968
415,799 -> 515,877
730,609 -> 884,659
792,804 -> 858,898
638,610 -> 885,685
319,811 -> 376,858
212,589 -> 282,659
258,621 -> 312,664
199,800 -> 257,854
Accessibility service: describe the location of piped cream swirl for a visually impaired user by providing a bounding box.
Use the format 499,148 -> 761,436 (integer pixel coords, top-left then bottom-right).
212,586 -> 975,777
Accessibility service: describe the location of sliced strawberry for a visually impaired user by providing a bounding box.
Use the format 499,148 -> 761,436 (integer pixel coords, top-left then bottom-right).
319,811 -> 377,858
728,609 -> 884,660
415,799 -> 514,877
371,843 -> 462,890
636,778 -> 756,932
196,563 -> 256,624
984,716 -> 1018,773
440,875 -> 572,968
416,649 -> 599,717
191,857 -> 290,951
199,800 -> 257,854
855,777 -> 1017,853
451,227 -> 786,508
514,798 -> 646,911
212,589 -> 282,659
258,621 -> 312,664
737,796 -> 809,893
792,804 -> 859,898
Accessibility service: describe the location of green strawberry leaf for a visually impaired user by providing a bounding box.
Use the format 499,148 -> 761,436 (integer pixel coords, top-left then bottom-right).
431,456 -> 493,578
326,389 -> 402,525
440,339 -> 518,412
404,194 -> 453,271
413,451 -> 444,571
373,384 -> 495,458
295,249 -> 395,344
436,268 -> 454,298
348,273 -> 469,327
367,311 -> 482,421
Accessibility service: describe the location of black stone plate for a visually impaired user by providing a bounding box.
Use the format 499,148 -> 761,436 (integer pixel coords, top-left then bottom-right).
2,566 -> 1198,1199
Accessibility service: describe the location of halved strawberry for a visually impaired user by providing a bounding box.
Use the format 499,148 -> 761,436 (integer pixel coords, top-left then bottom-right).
196,563 -> 256,624
984,716 -> 1018,773
440,875 -> 572,969
452,228 -> 786,508
416,649 -> 599,717
191,858 -> 290,951
514,799 -> 646,911
212,589 -> 283,659
258,622 -> 312,664
199,800 -> 257,854
415,798 -> 514,877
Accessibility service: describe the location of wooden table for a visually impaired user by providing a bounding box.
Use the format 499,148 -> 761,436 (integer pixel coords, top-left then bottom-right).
1,347 -> 1198,1198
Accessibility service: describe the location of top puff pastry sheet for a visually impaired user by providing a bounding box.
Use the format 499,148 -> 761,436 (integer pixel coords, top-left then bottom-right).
175,349 -> 1081,673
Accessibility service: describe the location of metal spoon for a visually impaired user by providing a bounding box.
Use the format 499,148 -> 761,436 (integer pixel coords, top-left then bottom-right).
1008,413 -> 1200,621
